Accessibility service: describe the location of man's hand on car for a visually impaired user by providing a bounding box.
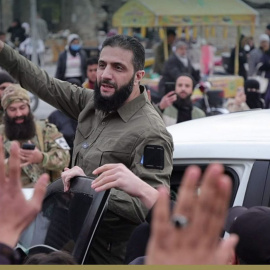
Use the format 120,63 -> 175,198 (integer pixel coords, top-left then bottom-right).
92,163 -> 159,209
61,166 -> 86,192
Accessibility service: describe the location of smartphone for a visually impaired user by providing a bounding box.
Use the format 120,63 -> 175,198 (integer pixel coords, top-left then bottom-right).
22,143 -> 35,150
165,82 -> 176,93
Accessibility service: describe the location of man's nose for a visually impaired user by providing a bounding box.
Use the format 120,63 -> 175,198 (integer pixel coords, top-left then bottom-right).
101,66 -> 113,80
15,110 -> 23,116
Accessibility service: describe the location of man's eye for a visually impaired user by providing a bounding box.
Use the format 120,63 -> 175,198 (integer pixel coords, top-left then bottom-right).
116,65 -> 123,70
98,63 -> 105,68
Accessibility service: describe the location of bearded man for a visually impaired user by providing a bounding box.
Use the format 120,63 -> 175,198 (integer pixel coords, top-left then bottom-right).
0,84 -> 70,187
158,74 -> 205,126
0,35 -> 173,264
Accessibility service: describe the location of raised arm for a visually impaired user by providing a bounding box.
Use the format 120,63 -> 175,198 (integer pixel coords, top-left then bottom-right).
0,41 -> 91,120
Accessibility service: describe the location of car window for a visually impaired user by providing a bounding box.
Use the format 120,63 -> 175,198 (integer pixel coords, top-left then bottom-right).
170,164 -> 239,207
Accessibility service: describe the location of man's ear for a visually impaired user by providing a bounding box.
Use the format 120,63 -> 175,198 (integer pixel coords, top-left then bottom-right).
134,70 -> 145,86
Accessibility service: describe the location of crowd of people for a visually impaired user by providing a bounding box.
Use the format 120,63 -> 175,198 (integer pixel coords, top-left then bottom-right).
153,26 -> 270,120
2,15 -> 48,66
0,18 -> 270,266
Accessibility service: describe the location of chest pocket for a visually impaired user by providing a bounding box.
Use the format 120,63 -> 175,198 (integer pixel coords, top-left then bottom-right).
97,137 -> 134,168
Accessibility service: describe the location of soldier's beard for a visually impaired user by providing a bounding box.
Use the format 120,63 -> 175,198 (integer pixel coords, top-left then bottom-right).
94,76 -> 134,112
4,112 -> 36,141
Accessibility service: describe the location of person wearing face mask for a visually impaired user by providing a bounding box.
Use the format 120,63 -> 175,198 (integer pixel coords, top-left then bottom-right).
55,34 -> 87,84
244,79 -> 264,109
158,74 -> 205,126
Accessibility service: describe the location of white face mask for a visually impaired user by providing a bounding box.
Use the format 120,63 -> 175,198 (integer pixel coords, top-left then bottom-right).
244,44 -> 250,52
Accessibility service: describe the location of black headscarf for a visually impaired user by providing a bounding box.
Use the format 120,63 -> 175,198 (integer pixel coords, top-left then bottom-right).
244,79 -> 264,109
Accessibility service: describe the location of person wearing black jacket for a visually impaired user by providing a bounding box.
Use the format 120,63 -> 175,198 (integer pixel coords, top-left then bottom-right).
227,35 -> 248,81
7,19 -> 26,46
158,41 -> 200,97
258,48 -> 270,108
55,34 -> 87,84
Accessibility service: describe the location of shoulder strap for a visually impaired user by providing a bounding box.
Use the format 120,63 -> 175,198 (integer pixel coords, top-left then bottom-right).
35,121 -> 44,152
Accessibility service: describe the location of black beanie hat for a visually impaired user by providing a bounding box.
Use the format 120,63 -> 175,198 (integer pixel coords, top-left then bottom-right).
0,71 -> 15,85
226,206 -> 270,264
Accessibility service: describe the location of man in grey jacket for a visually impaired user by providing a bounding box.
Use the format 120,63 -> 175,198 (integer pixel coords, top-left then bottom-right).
248,34 -> 269,76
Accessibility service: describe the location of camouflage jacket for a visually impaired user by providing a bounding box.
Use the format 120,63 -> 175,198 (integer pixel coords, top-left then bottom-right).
0,120 -> 70,187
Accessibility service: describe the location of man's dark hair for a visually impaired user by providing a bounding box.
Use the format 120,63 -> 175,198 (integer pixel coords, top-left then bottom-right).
226,206 -> 270,265
167,28 -> 176,37
86,57 -> 98,67
0,31 -> 5,36
13,18 -> 21,26
176,73 -> 196,90
101,35 -> 145,72
24,251 -> 77,265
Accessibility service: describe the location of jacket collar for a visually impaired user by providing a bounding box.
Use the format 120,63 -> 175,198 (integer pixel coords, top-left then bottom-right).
117,85 -> 147,123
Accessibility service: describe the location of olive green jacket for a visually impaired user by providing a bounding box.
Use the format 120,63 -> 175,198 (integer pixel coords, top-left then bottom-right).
0,44 -> 174,264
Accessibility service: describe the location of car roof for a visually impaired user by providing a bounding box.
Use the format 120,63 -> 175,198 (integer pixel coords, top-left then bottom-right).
167,109 -> 270,160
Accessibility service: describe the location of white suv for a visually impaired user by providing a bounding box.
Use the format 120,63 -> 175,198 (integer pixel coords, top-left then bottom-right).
167,109 -> 270,207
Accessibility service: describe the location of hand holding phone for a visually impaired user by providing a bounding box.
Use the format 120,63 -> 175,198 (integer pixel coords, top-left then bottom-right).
159,91 -> 177,110
20,143 -> 43,166
21,143 -> 35,150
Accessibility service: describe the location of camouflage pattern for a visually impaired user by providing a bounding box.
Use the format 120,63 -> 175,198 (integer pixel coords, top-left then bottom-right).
1,84 -> 30,110
0,120 -> 70,187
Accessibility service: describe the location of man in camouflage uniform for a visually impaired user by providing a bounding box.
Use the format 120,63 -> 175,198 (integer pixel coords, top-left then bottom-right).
0,84 -> 70,187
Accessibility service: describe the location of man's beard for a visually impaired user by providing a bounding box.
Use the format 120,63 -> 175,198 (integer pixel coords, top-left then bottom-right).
173,93 -> 193,123
173,93 -> 193,109
4,112 -> 36,141
94,76 -> 134,112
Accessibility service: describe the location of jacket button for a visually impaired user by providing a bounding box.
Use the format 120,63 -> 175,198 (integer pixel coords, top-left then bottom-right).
82,142 -> 89,149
